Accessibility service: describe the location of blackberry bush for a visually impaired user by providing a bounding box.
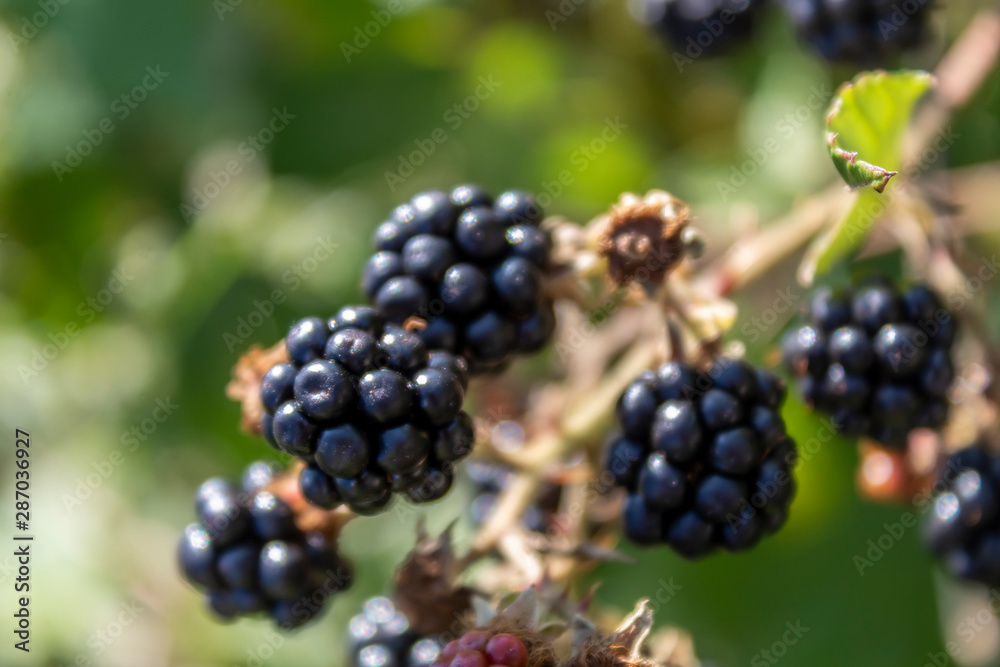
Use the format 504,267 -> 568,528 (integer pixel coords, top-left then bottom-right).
783,0 -> 932,64
177,462 -> 353,629
637,0 -> 763,56
782,281 -> 955,448
348,596 -> 444,667
924,444 -> 1000,587
259,306 -> 475,515
363,185 -> 556,374
604,358 -> 797,557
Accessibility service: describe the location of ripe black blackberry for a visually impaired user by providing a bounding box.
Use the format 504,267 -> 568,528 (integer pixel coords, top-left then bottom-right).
467,460 -> 563,535
783,0 -> 932,64
636,0 -> 762,56
260,306 -> 475,515
363,186 -> 556,374
782,281 -> 955,449
348,596 -> 445,667
923,444 -> 1000,587
604,358 -> 798,557
177,462 -> 353,629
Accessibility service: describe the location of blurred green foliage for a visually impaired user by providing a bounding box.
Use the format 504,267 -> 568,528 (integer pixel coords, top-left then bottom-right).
2,0 -> 1000,665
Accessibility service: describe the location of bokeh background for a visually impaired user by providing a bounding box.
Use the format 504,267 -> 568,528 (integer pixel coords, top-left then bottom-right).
2,0 -> 1000,665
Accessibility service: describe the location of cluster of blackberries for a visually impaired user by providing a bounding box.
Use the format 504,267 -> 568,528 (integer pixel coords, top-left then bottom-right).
258,306 -> 475,515
636,0 -> 762,56
782,281 -> 955,449
605,359 -> 797,557
348,597 -> 444,667
924,445 -> 1000,587
177,462 -> 353,629
783,0 -> 932,64
433,630 -> 529,667
467,461 -> 563,535
364,186 -> 555,374
635,0 -> 932,65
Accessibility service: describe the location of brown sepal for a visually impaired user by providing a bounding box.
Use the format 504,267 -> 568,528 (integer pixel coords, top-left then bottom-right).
393,524 -> 476,636
226,340 -> 288,435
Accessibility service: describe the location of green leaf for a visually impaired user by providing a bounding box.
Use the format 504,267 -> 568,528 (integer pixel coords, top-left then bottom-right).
800,70 -> 936,285
826,70 -> 935,192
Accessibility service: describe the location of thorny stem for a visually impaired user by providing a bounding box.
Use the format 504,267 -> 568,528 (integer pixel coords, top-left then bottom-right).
463,341 -> 658,566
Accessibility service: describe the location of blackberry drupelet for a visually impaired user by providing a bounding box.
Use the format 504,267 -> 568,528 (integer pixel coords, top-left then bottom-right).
637,0 -> 762,56
782,281 -> 955,449
364,186 -> 556,374
348,596 -> 445,667
467,460 -> 563,535
177,463 -> 353,629
260,306 -> 475,515
783,0 -> 933,64
604,359 -> 797,557
924,444 -> 1000,587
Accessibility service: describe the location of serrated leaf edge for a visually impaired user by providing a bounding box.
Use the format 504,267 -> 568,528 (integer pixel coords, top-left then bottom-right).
826,132 -> 898,193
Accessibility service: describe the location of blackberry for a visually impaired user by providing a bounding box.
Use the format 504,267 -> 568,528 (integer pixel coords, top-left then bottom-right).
924,444 -> 1000,587
636,0 -> 763,56
177,463 -> 353,628
348,596 -> 445,667
604,359 -> 797,557
467,460 -> 563,535
782,281 -> 955,449
435,630 -> 529,667
783,0 -> 933,64
364,186 -> 556,373
259,307 -> 475,515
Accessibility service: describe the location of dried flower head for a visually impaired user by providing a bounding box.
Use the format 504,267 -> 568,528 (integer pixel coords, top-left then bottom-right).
598,191 -> 691,289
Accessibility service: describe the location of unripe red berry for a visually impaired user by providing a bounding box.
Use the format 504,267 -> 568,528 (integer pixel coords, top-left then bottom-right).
485,634 -> 528,667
